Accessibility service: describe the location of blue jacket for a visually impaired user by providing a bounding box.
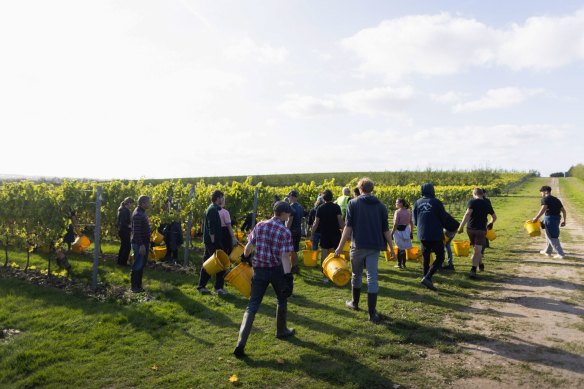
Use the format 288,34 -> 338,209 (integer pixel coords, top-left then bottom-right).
346,194 -> 389,251
413,183 -> 448,241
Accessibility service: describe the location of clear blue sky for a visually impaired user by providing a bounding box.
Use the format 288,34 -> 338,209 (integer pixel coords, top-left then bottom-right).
1,1 -> 583,179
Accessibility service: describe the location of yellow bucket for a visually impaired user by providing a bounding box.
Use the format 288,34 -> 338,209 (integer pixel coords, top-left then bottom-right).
305,240 -> 312,250
190,227 -> 196,238
235,231 -> 245,241
343,240 -> 351,252
229,243 -> 245,264
486,228 -> 496,241
225,263 -> 254,298
322,254 -> 351,287
202,250 -> 231,275
303,250 -> 318,267
452,240 -> 470,257
153,246 -> 167,260
406,247 -> 420,260
524,220 -> 541,237
151,231 -> 164,245
384,247 -> 397,261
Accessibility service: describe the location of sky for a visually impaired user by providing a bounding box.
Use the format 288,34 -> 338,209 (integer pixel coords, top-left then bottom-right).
1,0 -> 583,179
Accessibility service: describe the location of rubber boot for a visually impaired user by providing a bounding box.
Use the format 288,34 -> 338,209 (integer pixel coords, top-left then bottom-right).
276,306 -> 295,338
131,270 -> 144,293
345,287 -> 361,310
368,293 -> 381,323
233,311 -> 255,358
130,271 -> 137,291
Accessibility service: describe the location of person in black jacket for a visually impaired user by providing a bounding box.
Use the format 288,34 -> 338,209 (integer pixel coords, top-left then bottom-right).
197,190 -> 228,295
117,197 -> 134,266
413,183 -> 448,291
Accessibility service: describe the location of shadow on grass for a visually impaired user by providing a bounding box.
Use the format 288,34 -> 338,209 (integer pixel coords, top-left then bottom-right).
241,337 -> 399,388
0,277 -> 234,341
462,334 -> 584,374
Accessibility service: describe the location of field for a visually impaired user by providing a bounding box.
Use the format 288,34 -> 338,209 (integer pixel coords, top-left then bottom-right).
1,175 -> 583,388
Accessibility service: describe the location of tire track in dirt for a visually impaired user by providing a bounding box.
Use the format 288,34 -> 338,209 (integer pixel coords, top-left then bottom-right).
442,178 -> 584,389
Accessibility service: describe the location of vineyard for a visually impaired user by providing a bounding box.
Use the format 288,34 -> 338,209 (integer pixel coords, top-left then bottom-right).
0,171 -> 533,257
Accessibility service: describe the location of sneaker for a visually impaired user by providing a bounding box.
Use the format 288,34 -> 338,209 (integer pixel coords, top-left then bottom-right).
394,264 -> 401,268
197,287 -> 211,294
553,254 -> 565,259
420,277 -> 437,291
469,269 -> 478,279
215,288 -> 229,295
540,250 -> 552,257
479,263 -> 485,272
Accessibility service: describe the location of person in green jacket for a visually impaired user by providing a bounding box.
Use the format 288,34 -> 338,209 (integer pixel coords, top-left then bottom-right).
335,187 -> 351,220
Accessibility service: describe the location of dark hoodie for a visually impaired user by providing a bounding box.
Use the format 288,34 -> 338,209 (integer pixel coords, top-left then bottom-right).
346,194 -> 389,250
413,183 -> 448,241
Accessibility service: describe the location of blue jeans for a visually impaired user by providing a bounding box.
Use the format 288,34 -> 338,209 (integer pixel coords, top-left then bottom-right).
131,243 -> 149,272
445,241 -> 453,264
311,232 -> 321,250
246,266 -> 289,314
349,248 -> 379,293
543,215 -> 565,256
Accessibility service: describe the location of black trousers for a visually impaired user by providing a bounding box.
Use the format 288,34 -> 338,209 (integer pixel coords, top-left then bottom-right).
118,228 -> 131,265
421,240 -> 445,279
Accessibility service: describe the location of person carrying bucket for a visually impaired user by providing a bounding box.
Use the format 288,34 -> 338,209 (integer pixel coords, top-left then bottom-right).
285,190 -> 304,275
233,201 -> 296,358
413,183 -> 451,291
197,190 -> 228,295
312,190 -> 344,282
334,177 -> 395,324
391,198 -> 414,269
532,185 -> 566,259
457,188 -> 497,279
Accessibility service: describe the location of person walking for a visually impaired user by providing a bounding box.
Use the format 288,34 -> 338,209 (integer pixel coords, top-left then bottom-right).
286,190 -> 304,274
307,196 -> 325,252
458,188 -> 497,279
391,198 -> 414,269
197,190 -> 228,295
413,183 -> 449,291
117,197 -> 134,266
335,178 -> 395,323
130,196 -> 151,293
335,187 -> 351,220
312,190 -> 344,282
233,201 -> 296,358
218,196 -> 237,255
532,185 -> 566,259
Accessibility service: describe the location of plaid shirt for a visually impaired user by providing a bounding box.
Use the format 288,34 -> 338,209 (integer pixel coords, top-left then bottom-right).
249,217 -> 294,268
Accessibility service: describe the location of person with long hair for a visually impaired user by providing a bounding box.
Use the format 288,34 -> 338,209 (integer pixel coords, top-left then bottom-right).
391,198 -> 414,269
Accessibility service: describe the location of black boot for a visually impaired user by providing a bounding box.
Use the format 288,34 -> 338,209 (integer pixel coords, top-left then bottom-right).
368,293 -> 381,323
276,306 -> 295,338
131,270 -> 144,293
130,271 -> 137,291
345,287 -> 361,310
233,311 -> 255,358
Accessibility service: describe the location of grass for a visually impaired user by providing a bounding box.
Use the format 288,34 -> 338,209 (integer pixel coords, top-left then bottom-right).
0,177 -> 575,388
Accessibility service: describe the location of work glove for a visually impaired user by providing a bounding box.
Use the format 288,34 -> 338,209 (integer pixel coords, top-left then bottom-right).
487,222 -> 494,230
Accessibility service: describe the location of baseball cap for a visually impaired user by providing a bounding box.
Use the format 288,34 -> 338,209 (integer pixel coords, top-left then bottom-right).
273,201 -> 292,214
287,190 -> 299,198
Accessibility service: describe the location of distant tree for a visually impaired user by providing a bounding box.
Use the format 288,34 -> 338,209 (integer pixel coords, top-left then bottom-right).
550,172 -> 565,177
566,164 -> 584,180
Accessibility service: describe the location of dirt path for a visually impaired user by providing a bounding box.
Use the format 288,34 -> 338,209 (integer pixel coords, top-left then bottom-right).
444,178 -> 584,389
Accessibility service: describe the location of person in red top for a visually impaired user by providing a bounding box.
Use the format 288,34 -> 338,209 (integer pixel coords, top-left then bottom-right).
233,201 -> 295,358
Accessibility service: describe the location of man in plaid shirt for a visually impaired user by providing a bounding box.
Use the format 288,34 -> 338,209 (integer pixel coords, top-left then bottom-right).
233,201 -> 296,358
